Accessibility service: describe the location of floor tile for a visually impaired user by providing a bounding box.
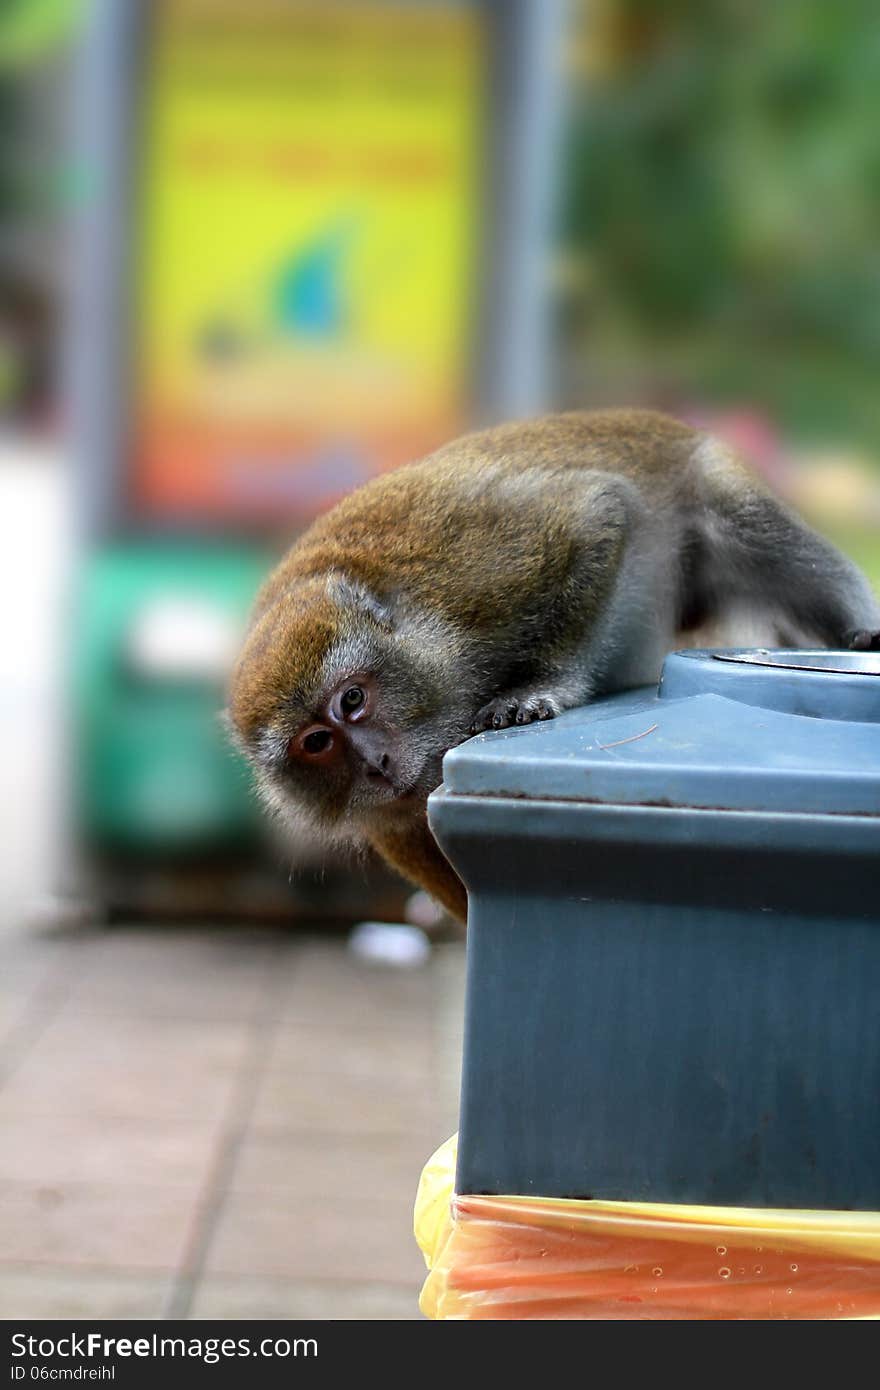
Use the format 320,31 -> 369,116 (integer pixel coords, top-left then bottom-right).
250,1065 -> 447,1139
189,1276 -> 422,1321
0,993 -> 31,1050
24,1012 -> 253,1067
0,1266 -> 170,1318
0,1017 -> 252,1123
228,1130 -> 436,1203
0,1183 -> 199,1271
0,1115 -> 220,1193
278,941 -> 435,1028
56,929 -> 281,1023
202,1192 -> 426,1285
266,1021 -> 434,1082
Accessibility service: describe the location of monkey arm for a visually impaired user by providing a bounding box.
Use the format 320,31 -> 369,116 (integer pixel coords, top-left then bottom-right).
465,478 -> 659,731
366,815 -> 468,924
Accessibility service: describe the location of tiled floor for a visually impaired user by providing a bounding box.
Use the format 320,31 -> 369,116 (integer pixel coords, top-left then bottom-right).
0,447 -> 464,1319
0,922 -> 464,1319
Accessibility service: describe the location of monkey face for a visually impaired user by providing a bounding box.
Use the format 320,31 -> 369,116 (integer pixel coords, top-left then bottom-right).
285,670 -> 413,809
228,577 -> 477,837
234,643 -> 462,835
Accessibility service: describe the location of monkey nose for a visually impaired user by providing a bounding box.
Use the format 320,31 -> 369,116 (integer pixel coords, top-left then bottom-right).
367,752 -> 392,780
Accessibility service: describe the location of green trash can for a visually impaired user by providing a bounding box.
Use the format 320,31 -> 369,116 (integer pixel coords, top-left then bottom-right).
72,541 -> 269,853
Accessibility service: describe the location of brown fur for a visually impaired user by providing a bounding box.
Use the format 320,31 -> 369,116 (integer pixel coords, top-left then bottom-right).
230,580 -> 341,740
257,409 -> 693,626
366,818 -> 469,923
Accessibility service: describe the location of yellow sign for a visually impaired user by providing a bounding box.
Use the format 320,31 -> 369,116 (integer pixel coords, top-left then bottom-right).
132,0 -> 484,524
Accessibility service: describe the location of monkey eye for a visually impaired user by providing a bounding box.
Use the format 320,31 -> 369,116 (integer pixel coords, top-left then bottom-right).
291,725 -> 335,762
303,729 -> 333,753
340,685 -> 365,715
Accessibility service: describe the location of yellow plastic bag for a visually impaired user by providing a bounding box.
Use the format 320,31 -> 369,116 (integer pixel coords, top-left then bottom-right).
415,1135 -> 880,1319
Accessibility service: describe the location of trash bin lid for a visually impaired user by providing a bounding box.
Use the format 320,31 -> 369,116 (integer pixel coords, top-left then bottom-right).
442,650 -> 880,815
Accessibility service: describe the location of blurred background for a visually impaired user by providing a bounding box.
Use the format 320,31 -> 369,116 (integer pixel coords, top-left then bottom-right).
0,0 -> 878,1320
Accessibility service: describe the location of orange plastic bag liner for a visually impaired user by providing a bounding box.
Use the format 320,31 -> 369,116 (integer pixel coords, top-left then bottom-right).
414,1136 -> 880,1319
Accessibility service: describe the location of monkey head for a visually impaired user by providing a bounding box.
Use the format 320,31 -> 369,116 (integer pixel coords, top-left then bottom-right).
227,574 -> 471,838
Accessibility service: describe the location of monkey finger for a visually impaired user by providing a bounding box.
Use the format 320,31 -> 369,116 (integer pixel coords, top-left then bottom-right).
471,697 -> 520,733
472,694 -> 560,734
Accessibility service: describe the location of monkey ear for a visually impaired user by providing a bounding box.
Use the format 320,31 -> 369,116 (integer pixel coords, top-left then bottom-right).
326,573 -> 393,630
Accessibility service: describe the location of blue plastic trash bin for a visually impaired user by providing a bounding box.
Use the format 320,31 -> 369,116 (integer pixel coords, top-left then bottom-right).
427,650 -> 880,1208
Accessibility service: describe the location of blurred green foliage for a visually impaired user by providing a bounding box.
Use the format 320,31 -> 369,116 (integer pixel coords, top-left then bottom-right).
0,0 -> 81,224
564,0 -> 880,457
0,0 -> 82,69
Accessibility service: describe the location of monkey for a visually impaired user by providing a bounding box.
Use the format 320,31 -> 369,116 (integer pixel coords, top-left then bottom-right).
227,409 -> 880,923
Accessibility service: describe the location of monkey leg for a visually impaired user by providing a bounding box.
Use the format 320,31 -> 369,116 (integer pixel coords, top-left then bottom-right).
366,814 -> 469,924
688,438 -> 880,648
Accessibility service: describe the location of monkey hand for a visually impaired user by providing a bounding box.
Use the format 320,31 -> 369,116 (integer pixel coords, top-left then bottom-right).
470,692 -> 561,733
847,629 -> 880,652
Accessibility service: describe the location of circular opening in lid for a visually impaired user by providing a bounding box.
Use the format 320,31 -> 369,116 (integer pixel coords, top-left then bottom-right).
659,648 -> 880,722
712,650 -> 880,676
